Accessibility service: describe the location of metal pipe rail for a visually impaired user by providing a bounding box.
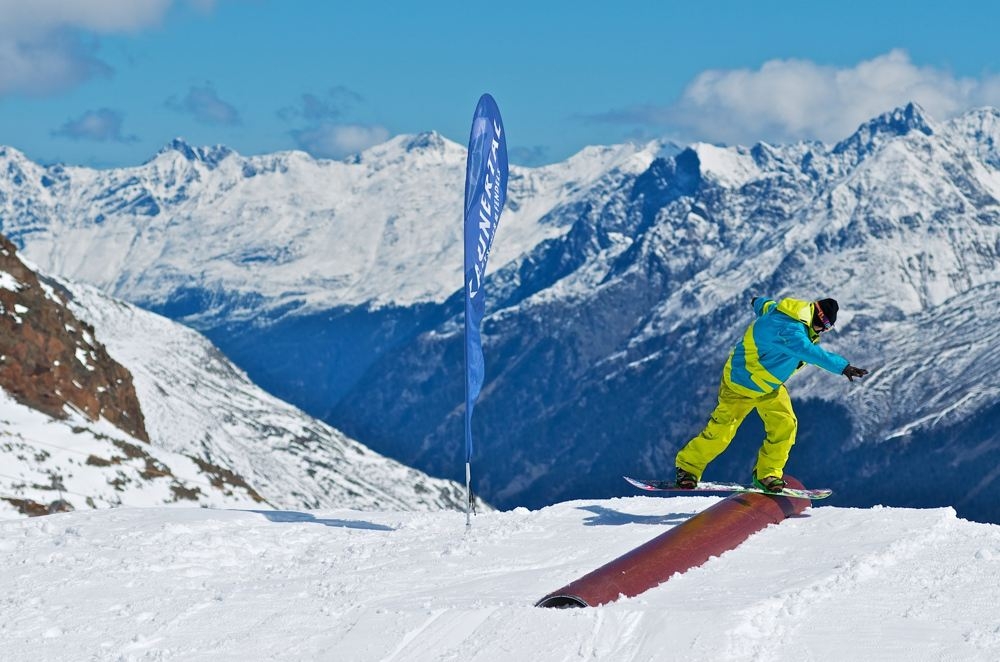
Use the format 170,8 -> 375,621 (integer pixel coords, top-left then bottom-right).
536,476 -> 811,608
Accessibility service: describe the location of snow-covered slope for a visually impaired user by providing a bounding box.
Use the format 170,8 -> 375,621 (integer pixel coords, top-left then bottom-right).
56,280 -> 473,512
0,388 -> 265,517
0,498 -> 997,660
0,241 -> 475,517
0,243 -> 266,517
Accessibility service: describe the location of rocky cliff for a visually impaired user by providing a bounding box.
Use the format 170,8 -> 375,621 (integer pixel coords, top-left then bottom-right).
0,234 -> 147,441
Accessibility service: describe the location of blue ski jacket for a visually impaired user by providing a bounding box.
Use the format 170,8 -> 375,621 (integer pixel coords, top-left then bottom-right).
723,297 -> 849,397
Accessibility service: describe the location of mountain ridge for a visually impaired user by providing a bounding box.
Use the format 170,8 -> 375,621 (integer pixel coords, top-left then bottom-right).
0,130 -> 662,317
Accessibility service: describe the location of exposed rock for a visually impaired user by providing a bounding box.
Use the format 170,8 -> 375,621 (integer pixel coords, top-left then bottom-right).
0,234 -> 148,441
0,497 -> 72,517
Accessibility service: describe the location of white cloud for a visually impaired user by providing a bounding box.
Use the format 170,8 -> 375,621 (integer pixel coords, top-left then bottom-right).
165,85 -> 242,126
0,0 -> 210,96
292,123 -> 390,159
53,108 -> 138,143
0,32 -> 112,96
0,0 -> 173,37
278,86 -> 364,122
598,50 -> 1000,145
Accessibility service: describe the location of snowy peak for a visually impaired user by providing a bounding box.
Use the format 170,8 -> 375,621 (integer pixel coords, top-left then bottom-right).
689,142 -> 763,188
401,130 -> 449,153
153,138 -> 235,169
949,105 -> 1000,138
876,101 -> 935,136
644,147 -> 702,203
350,130 -> 465,166
0,145 -> 30,167
0,145 -> 44,192
833,102 -> 935,160
945,106 -> 1000,169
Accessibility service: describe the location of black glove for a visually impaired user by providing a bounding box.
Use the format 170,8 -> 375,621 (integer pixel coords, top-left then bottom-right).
750,296 -> 758,307
843,365 -> 869,382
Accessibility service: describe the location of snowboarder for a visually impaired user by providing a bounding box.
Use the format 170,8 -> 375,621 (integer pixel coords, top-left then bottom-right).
674,297 -> 868,492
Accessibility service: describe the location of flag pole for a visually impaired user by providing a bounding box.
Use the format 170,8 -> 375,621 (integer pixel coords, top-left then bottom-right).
465,461 -> 472,529
464,191 -> 473,530
464,272 -> 473,529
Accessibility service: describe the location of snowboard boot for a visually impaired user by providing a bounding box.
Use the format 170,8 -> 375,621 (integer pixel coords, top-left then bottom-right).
752,473 -> 786,493
675,467 -> 698,489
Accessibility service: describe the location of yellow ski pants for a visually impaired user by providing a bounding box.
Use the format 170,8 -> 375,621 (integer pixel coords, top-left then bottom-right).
675,379 -> 797,481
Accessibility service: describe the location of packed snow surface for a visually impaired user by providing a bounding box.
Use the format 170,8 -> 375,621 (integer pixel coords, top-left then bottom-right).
1,496 -> 998,661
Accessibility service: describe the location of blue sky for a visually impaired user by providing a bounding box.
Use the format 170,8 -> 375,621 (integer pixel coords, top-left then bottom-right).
2,0 -> 1000,168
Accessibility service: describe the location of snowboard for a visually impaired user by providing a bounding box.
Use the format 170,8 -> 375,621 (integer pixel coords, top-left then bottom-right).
623,475 -> 832,500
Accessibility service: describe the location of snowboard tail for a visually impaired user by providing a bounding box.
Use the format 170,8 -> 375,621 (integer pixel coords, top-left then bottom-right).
624,475 -> 832,500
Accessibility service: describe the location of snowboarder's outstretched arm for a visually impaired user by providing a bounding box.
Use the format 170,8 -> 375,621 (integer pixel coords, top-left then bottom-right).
774,324 -> 846,372
778,330 -> 870,382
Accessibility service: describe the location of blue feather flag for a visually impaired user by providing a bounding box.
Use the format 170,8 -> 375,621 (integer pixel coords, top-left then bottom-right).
462,94 -> 508,522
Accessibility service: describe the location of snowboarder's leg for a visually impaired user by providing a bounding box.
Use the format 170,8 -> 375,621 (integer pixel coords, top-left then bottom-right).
676,380 -> 755,479
753,385 -> 797,479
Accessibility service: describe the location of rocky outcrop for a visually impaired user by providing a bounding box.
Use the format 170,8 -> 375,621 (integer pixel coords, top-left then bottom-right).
0,234 -> 148,441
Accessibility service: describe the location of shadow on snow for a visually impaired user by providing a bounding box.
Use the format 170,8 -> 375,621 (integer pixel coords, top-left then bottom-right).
577,505 -> 692,527
245,509 -> 395,531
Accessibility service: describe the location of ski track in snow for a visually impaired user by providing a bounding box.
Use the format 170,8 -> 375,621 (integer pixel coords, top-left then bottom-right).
1,498 -> 999,661
718,507 -> 957,660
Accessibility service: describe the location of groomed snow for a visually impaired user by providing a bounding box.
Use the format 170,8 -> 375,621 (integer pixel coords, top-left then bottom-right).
1,497 -> 998,661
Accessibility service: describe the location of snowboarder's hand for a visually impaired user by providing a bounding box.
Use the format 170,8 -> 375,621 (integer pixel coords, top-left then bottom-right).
843,365 -> 868,382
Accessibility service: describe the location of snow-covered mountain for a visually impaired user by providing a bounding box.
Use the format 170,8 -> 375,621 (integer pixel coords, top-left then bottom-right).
332,103 -> 1000,521
0,133 -> 663,317
0,241 -> 473,517
0,131 -> 667,413
3,103 -> 1000,522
